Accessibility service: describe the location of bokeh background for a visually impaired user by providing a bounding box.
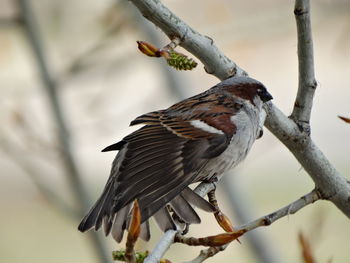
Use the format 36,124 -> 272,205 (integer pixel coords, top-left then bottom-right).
1,0 -> 349,262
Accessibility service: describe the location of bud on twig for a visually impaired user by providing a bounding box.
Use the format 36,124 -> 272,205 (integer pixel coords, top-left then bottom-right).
175,230 -> 245,247
166,51 -> 197,70
298,231 -> 315,263
125,200 -> 141,263
338,116 -> 350,124
137,41 -> 162,57
112,250 -> 149,263
136,41 -> 197,70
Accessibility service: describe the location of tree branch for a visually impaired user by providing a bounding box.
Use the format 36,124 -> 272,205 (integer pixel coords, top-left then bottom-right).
291,0 -> 317,126
185,189 -> 321,263
128,0 -> 247,80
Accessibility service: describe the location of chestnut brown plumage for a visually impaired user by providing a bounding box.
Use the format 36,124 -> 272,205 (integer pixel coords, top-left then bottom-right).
78,76 -> 273,242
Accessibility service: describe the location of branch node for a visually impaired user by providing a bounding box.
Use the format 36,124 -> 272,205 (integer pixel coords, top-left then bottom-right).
205,35 -> 214,45
294,7 -> 308,16
262,216 -> 273,226
315,187 -> 335,201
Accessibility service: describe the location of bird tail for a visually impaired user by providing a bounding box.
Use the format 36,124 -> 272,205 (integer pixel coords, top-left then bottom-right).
77,182 -> 152,242
77,179 -> 114,233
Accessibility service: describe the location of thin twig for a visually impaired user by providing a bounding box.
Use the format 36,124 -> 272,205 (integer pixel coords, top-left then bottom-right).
143,229 -> 178,263
185,189 -> 321,263
291,0 -> 317,126
129,0 -> 247,80
17,0 -> 110,262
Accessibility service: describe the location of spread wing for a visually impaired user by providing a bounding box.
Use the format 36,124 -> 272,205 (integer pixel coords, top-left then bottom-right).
78,91 -> 240,242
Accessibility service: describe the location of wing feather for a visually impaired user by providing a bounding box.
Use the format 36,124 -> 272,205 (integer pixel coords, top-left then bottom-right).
79,93 -> 238,239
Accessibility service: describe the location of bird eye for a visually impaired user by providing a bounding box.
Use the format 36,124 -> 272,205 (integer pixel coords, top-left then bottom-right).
234,103 -> 243,110
257,87 -> 265,93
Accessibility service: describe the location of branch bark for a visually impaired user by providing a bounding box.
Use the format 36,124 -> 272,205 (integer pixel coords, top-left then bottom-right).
128,0 -> 247,80
291,0 -> 317,126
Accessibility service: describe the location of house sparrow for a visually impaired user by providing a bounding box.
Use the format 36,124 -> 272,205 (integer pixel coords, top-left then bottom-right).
78,76 -> 273,242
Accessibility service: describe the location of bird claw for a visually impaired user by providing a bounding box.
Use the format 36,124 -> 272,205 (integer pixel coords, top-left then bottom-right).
208,190 -> 238,242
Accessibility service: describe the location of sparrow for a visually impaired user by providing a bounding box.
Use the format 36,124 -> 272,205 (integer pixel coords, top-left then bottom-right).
78,76 -> 273,242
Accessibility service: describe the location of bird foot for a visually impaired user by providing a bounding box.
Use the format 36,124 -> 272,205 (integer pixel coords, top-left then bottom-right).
208,190 -> 238,240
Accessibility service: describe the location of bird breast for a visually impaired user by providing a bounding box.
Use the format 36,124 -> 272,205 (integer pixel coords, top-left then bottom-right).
201,109 -> 260,181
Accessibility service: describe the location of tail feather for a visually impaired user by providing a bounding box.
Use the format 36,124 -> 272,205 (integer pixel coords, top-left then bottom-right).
169,195 -> 201,224
153,207 -> 175,232
111,203 -> 131,242
139,221 -> 151,241
78,180 -> 114,232
181,187 -> 215,212
103,216 -> 112,236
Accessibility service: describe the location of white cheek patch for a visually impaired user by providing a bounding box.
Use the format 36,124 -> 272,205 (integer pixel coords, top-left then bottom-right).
190,120 -> 224,135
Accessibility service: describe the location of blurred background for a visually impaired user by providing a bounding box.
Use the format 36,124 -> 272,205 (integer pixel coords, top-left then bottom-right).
1,0 -> 349,262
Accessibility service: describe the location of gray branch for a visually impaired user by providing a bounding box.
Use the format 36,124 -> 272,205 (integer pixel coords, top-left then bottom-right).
291,0 -> 317,125
263,102 -> 350,215
128,0 -> 350,261
129,0 -> 247,80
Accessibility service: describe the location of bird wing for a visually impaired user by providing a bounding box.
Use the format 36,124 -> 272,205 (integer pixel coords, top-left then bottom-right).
78,91 -> 241,241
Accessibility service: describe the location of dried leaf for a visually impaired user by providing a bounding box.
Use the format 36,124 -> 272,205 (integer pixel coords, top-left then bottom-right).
124,200 -> 142,263
338,115 -> 350,123
128,200 -> 141,240
299,231 -> 315,263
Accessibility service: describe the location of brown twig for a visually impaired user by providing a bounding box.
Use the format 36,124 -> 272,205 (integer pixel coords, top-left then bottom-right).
299,231 -> 316,263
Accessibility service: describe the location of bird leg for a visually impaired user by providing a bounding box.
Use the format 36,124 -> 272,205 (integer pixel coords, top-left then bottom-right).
207,189 -> 235,233
173,190 -> 244,248
168,205 -> 190,235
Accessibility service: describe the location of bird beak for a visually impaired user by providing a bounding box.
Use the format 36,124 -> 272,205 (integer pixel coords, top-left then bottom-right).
260,90 -> 273,102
